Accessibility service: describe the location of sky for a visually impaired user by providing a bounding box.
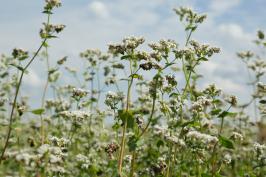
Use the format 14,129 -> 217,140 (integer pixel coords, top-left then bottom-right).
0,0 -> 266,108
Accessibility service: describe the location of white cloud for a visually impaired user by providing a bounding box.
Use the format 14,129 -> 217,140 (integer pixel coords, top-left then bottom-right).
218,23 -> 252,40
88,1 -> 109,19
24,69 -> 42,88
209,0 -> 241,15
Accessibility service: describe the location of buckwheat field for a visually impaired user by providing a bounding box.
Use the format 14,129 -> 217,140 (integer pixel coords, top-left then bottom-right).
0,0 -> 266,177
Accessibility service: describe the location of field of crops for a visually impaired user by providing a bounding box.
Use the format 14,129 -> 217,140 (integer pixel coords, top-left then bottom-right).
0,0 -> 266,176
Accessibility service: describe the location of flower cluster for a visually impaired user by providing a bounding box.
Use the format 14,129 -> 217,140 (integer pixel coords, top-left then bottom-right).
59,110 -> 90,126
12,48 -> 29,61
108,36 -> 145,55
105,91 -> 124,109
44,0 -> 61,13
173,7 -> 207,31
186,130 -> 218,148
191,96 -> 212,112
40,23 -> 66,39
72,88 -> 88,101
105,142 -> 119,158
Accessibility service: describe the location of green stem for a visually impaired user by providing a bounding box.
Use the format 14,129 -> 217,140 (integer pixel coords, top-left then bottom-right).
138,75 -> 159,138
0,39 -> 47,164
40,24 -> 50,143
166,144 -> 173,177
129,151 -> 136,177
118,60 -> 134,174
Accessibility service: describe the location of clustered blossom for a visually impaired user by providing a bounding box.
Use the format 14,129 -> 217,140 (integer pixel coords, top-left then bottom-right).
76,154 -> 90,169
223,154 -> 232,164
255,82 -> 266,98
153,124 -> 186,147
6,150 -> 36,166
37,143 -> 68,173
59,110 -> 90,126
173,7 -> 207,26
105,142 -> 119,159
80,49 -> 109,65
225,95 -> 238,106
191,96 -> 212,112
189,40 -> 220,58
237,51 -> 254,61
12,48 -> 29,60
48,136 -> 70,147
105,75 -> 117,85
108,36 -> 145,55
40,23 -> 66,39
44,0 -> 61,10
153,125 -> 168,135
230,132 -> 244,141
253,142 -> 266,154
105,91 -> 124,109
164,134 -> 186,147
46,99 -> 71,112
203,84 -> 221,97
151,157 -> 167,175
149,39 -> 177,60
186,130 -> 218,148
72,88 -> 88,101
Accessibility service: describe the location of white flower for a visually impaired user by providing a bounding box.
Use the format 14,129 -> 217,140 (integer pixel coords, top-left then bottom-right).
164,134 -> 186,147
38,144 -> 50,155
76,154 -> 90,169
153,125 -> 168,135
45,0 -> 61,8
15,153 -> 35,165
191,96 -> 211,112
105,91 -> 124,109
72,88 -> 89,100
50,154 -> 61,163
49,136 -> 70,147
223,154 -> 232,164
231,132 -> 243,141
59,110 -> 91,124
254,142 -> 266,154
187,130 -> 218,146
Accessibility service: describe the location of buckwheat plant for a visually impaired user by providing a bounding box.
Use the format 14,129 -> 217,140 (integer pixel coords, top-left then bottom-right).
1,2 -> 266,177
0,0 -> 64,164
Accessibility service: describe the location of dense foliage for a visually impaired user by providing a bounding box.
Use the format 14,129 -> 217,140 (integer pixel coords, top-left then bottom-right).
0,1 -> 266,176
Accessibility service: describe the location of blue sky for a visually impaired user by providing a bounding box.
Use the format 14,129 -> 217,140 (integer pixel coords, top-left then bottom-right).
0,0 -> 265,107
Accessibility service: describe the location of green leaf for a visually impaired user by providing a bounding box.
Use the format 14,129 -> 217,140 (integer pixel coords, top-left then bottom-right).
112,122 -> 120,131
156,140 -> 164,148
169,92 -> 179,98
199,57 -> 208,61
127,135 -> 141,152
219,135 -> 234,149
181,120 -> 200,128
121,55 -> 131,60
9,64 -> 24,71
210,109 -> 222,115
129,74 -> 143,80
201,173 -> 212,177
31,108 -> 45,115
47,35 -> 58,39
118,110 -> 135,129
218,111 -> 237,118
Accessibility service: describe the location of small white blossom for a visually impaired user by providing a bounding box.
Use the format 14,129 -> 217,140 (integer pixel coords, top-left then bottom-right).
231,132 -> 244,141
223,154 -> 232,164
187,130 -> 218,146
254,142 -> 266,154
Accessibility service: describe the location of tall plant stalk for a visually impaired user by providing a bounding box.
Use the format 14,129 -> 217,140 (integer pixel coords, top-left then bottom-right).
0,39 -> 47,164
